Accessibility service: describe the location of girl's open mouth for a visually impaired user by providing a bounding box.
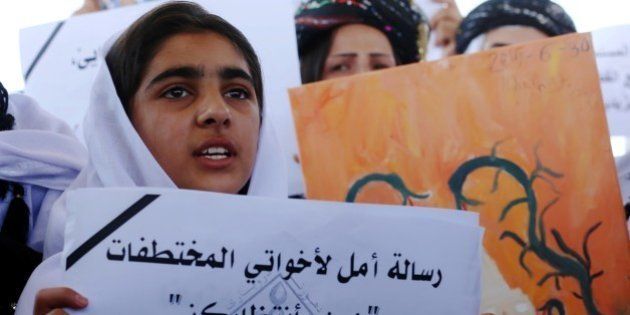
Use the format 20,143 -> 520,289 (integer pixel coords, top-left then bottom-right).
193,139 -> 237,169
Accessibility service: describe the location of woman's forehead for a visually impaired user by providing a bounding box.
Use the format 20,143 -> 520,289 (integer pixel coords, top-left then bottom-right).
146,32 -> 250,77
330,24 -> 394,55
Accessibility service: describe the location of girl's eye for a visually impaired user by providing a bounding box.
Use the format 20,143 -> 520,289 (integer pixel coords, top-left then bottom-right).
162,87 -> 190,99
330,63 -> 350,73
225,88 -> 250,100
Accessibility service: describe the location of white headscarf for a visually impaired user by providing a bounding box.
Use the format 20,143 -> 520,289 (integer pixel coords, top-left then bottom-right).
464,35 -> 486,54
0,94 -> 87,252
43,37 -> 289,258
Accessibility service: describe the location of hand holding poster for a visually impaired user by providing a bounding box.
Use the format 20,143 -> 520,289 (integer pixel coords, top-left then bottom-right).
60,188 -> 482,314
290,33 -> 630,314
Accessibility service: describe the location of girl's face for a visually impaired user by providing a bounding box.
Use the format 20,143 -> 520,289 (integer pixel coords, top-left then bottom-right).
321,24 -> 397,81
130,32 -> 261,194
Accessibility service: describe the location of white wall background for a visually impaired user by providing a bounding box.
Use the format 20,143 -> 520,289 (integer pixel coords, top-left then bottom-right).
0,0 -> 84,92
1,0 -> 629,93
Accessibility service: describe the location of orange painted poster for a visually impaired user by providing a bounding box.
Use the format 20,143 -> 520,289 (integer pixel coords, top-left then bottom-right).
290,33 -> 630,315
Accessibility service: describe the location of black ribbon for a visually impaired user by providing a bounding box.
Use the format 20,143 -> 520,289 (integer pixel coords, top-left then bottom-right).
0,184 -> 29,244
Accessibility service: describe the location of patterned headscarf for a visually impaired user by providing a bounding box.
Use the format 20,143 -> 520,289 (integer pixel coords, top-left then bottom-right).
295,0 -> 429,64
455,0 -> 576,54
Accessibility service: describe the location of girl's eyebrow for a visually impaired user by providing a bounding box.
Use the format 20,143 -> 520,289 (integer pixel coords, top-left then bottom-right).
147,66 -> 204,88
219,66 -> 253,85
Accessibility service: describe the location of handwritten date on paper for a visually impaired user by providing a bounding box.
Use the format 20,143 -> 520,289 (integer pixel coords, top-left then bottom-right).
489,37 -> 592,72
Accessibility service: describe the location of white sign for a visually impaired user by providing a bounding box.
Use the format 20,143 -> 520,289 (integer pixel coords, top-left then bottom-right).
61,188 -> 483,314
19,0 -> 305,196
617,154 -> 630,206
593,24 -> 630,156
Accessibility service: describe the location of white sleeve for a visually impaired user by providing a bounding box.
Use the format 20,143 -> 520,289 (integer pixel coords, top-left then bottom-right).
28,189 -> 63,253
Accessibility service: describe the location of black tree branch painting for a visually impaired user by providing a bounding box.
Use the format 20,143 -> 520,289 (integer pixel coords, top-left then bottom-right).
448,143 -> 603,315
344,142 -> 604,314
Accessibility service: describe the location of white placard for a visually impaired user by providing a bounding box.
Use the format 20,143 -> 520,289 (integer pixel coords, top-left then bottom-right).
593,24 -> 630,155
62,188 -> 482,314
617,154 -> 630,206
19,0 -> 305,196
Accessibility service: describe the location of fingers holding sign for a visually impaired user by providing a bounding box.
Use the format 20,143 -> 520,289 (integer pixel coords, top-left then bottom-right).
34,287 -> 88,315
430,0 -> 463,56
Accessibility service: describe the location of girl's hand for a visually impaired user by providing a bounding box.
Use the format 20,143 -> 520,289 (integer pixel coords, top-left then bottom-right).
34,287 -> 88,315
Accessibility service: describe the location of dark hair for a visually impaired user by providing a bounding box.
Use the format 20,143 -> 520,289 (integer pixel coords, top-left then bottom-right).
298,27 -> 402,84
298,30 -> 334,84
0,81 -> 13,131
106,1 -> 263,115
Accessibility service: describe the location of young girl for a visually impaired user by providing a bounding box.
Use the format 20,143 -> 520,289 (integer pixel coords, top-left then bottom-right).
290,0 -> 430,198
16,2 -> 286,314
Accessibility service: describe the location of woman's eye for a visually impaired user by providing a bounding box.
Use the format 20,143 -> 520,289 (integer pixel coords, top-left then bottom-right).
225,88 -> 250,100
162,87 -> 190,99
372,63 -> 392,70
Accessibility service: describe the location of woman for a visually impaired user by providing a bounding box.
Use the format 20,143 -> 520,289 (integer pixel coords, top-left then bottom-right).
455,0 -> 576,54
291,0 -> 430,198
295,0 -> 430,84
16,2 -> 286,314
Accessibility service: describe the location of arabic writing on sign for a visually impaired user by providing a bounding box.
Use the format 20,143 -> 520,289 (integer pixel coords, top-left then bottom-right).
106,238 -> 234,268
595,39 -> 630,114
168,293 -> 382,315
596,45 -> 629,58
71,47 -> 98,70
599,70 -> 630,112
106,239 -> 443,287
